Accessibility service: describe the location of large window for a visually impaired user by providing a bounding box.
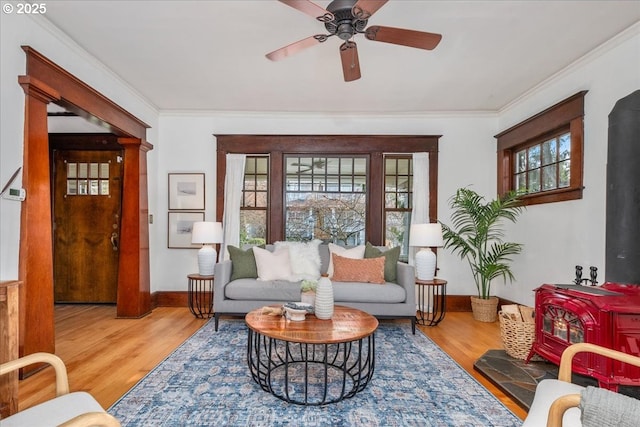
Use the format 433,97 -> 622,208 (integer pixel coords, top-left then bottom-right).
496,91 -> 586,206
216,135 -> 439,247
285,156 -> 367,245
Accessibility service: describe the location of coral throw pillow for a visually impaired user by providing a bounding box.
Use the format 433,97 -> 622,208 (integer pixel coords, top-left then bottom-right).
327,243 -> 365,278
331,254 -> 386,284
252,246 -> 294,281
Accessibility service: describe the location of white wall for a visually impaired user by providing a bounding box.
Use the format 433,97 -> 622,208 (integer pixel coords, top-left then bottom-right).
0,14 -> 159,279
496,27 -> 640,306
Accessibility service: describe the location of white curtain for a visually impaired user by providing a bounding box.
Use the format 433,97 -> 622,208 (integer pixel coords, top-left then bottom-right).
410,152 -> 430,265
221,153 -> 246,261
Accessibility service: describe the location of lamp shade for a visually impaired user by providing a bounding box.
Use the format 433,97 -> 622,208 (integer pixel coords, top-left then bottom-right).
191,222 -> 223,244
191,222 -> 223,276
409,223 -> 444,248
409,223 -> 443,281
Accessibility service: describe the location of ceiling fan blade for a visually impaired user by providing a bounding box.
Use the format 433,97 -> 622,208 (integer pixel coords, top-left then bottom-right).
266,35 -> 324,61
278,0 -> 334,22
340,41 -> 361,82
352,0 -> 388,19
365,25 -> 442,50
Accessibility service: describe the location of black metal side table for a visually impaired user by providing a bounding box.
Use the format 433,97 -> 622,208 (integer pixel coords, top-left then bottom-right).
415,278 -> 447,326
187,273 -> 214,318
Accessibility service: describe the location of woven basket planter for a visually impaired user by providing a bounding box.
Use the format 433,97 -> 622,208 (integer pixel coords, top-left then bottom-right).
499,307 -> 536,360
470,296 -> 499,322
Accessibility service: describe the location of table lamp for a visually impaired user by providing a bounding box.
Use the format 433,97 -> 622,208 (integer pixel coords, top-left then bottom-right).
409,223 -> 444,281
191,221 -> 223,276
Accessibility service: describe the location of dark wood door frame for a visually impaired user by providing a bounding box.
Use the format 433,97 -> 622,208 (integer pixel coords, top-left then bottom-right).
17,46 -> 152,362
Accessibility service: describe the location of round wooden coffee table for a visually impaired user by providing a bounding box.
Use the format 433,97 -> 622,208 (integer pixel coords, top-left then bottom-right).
245,305 -> 378,405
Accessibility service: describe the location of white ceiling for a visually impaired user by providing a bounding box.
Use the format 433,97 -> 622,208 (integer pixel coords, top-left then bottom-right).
42,0 -> 640,114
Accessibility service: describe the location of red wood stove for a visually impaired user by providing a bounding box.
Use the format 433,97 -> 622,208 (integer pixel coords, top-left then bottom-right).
527,282 -> 640,390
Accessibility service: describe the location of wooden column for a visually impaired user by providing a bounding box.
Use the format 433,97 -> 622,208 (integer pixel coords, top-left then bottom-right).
18,76 -> 59,369
116,138 -> 152,318
0,281 -> 21,417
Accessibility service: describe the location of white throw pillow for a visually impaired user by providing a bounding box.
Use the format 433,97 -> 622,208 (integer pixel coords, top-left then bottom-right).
327,243 -> 365,278
274,239 -> 322,281
252,246 -> 294,281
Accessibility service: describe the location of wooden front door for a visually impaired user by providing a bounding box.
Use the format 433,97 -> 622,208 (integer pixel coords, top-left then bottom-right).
52,149 -> 123,302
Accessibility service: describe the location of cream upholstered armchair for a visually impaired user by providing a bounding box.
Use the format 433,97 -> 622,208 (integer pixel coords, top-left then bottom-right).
522,342 -> 640,427
0,352 -> 120,427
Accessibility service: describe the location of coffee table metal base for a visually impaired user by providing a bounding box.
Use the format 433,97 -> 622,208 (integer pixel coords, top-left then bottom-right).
247,329 -> 375,405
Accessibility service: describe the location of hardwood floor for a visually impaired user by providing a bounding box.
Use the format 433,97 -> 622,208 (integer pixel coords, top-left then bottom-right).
17,305 -> 527,421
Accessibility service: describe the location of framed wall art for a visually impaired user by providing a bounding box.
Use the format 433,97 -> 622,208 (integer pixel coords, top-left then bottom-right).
168,211 -> 204,248
168,173 -> 205,210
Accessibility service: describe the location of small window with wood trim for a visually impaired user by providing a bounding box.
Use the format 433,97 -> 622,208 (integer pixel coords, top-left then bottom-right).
496,91 -> 586,206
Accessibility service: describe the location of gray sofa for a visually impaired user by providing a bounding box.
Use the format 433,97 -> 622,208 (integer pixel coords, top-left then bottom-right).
213,244 -> 416,333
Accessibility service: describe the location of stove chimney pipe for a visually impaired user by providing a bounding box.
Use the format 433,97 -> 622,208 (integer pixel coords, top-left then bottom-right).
606,90 -> 640,284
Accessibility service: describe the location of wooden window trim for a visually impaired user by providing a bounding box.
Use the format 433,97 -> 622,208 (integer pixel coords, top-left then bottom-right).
495,91 -> 587,206
216,135 -> 439,245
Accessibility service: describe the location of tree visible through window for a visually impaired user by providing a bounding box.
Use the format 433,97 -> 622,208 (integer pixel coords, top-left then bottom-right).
284,156 -> 367,245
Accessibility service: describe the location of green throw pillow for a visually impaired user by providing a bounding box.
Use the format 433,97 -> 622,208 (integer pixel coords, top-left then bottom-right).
364,242 -> 401,283
228,245 -> 264,281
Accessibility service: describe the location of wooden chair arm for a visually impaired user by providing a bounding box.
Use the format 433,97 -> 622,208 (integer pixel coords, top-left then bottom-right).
59,411 -> 121,427
558,342 -> 640,382
546,393 -> 581,427
0,352 -> 70,396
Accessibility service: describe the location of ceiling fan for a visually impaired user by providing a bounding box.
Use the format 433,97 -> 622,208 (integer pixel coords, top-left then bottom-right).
266,0 -> 442,82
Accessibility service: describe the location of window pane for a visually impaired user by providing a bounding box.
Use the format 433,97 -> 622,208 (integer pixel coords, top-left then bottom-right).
528,170 -> 540,192
542,165 -> 557,190
397,158 -> 410,175
385,211 -> 411,261
240,210 -> 266,246
67,180 -> 77,195
559,160 -> 571,187
528,146 -> 541,169
100,180 -> 109,195
385,192 -> 397,208
559,133 -> 571,160
100,163 -> 110,179
515,150 -> 526,173
542,139 -> 557,165
89,163 -> 99,179
515,173 -> 527,193
256,157 -> 268,174
89,180 -> 99,195
78,163 -> 88,179
67,162 -> 77,178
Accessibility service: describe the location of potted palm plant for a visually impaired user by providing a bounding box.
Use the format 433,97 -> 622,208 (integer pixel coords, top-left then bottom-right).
441,188 -> 524,322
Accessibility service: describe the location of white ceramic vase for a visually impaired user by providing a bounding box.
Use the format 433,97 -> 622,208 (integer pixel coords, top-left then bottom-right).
314,277 -> 334,320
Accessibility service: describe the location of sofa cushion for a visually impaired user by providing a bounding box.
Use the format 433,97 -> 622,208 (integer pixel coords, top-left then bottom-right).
364,242 -> 401,283
331,254 -> 385,284
253,246 -> 294,281
332,281 -> 407,303
327,243 -> 365,278
274,239 -> 322,281
225,278 -> 301,301
228,245 -> 263,280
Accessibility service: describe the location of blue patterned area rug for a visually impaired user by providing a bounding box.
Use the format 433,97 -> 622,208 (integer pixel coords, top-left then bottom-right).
109,320 -> 520,426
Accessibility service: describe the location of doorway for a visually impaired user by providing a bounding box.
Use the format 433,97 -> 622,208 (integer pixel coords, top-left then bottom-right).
19,46 -> 152,362
52,143 -> 123,303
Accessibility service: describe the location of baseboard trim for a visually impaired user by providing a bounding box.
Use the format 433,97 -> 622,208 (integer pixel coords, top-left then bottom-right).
151,291 -> 515,313
152,291 -> 188,309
